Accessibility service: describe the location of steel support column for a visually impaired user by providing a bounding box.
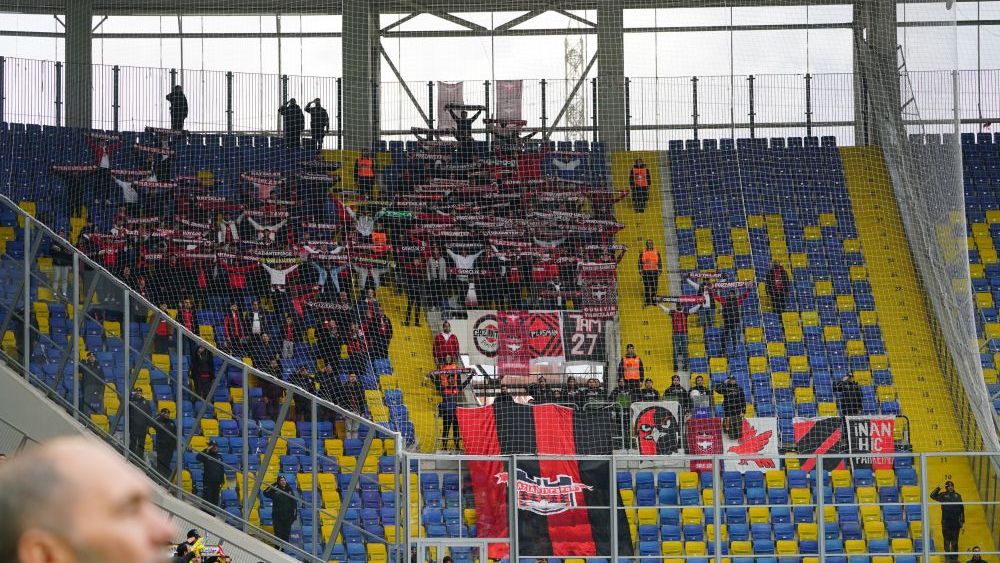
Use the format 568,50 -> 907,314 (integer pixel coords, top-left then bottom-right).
596,2 -> 626,151
65,0 -> 92,128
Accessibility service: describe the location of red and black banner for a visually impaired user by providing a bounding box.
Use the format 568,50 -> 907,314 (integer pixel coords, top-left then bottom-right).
685,417 -> 723,473
793,417 -> 847,471
457,398 -> 632,559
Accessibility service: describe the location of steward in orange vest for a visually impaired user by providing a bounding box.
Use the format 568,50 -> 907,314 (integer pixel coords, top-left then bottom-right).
638,239 -> 662,306
630,158 -> 651,213
616,343 -> 645,394
354,151 -> 376,199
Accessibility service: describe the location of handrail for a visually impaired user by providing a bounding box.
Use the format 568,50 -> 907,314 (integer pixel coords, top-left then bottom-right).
0,192 -> 400,443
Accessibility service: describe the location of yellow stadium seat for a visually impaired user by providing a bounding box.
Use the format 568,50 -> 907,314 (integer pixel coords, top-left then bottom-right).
710,357 -> 729,374
679,255 -> 697,270
716,255 -> 735,270
790,253 -> 809,269
201,419 -> 219,437
857,487 -> 878,505
794,387 -> 815,404
970,263 -> 985,278
213,402 -> 233,420
859,310 -> 878,326
771,371 -> 791,389
190,435 -> 208,452
229,387 -> 243,404
789,355 -> 809,372
766,471 -> 787,489
830,469 -> 852,488
872,557 -> 894,563
696,240 -> 714,256
853,370 -> 873,386
637,508 -> 658,526
17,201 -> 36,226
823,326 -> 843,341
689,341 -> 707,358
844,238 -> 861,252
836,295 -> 855,312
819,212 -> 837,227
749,356 -> 769,374
661,541 -> 683,556
776,540 -> 797,555
846,339 -> 867,356
785,326 -> 803,343
909,520 -> 922,538
676,216 -> 693,230
339,456 -> 357,473
818,402 -> 838,416
876,386 -> 896,402
815,280 -> 833,296
976,292 -> 995,309
198,324 -> 215,342
869,354 -> 889,371
797,522 -> 818,541
845,539 -> 866,554
730,540 -> 753,555
701,488 -> 714,506
748,506 -> 770,524
801,310 -> 819,327
298,472 -> 314,491
790,488 -> 811,505
985,368 -> 999,385
679,471 -> 699,489
151,353 -> 170,372
367,544 -> 387,562
280,421 -> 297,438
681,507 -> 703,525
767,341 -> 786,357
864,520 -> 887,539
803,225 -> 822,241
619,489 -> 634,506
745,326 -> 764,343
381,375 -> 399,389
686,541 -> 707,556
849,265 -> 868,281
90,414 -> 110,432
325,439 -> 344,456
987,323 -> 1000,340
317,472 -> 337,491
158,400 -> 177,418
737,268 -> 755,282
706,523 -> 725,542
892,538 -> 914,553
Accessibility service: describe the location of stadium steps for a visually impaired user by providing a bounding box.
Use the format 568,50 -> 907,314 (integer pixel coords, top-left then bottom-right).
842,146 -> 997,552
611,150 -> 675,388
376,286 -> 438,451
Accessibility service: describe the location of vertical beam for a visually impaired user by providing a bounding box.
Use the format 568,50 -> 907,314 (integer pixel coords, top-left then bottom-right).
225,71 -> 234,134
112,65 -> 120,132
343,0 -> 380,151
240,365 -> 250,531
0,56 -> 5,123
853,0 -> 901,145
22,221 -> 31,374
54,62 -> 63,127
597,3 -> 626,151
323,429 -> 375,561
175,335 -> 184,490
65,0 -> 93,129
71,251 -> 80,420
121,292 -> 130,456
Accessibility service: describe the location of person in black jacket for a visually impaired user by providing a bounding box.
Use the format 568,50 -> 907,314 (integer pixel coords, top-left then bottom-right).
765,262 -> 791,315
264,475 -> 298,542
931,481 -> 965,563
50,229 -> 74,299
153,407 -> 177,479
967,546 -> 984,563
189,346 -> 215,401
197,441 -> 225,507
278,98 -> 305,148
316,320 -> 342,370
304,98 -> 329,149
79,351 -> 106,416
713,375 -> 747,439
128,389 -> 152,460
662,375 -> 693,414
336,372 -> 366,440
833,372 -> 863,417
636,378 -> 660,402
166,85 -> 188,131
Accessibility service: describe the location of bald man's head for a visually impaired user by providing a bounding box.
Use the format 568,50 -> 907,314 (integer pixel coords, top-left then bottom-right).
0,437 -> 174,563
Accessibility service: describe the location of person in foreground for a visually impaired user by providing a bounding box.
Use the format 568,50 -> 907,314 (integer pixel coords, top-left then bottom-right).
0,436 -> 175,563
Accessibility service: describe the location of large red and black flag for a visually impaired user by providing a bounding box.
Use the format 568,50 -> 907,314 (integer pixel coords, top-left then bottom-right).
793,416 -> 847,471
457,396 -> 633,559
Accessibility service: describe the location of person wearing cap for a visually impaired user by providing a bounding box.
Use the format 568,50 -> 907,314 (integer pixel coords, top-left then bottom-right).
197,441 -> 225,507
128,389 -> 152,460
304,98 -> 329,149
263,475 -> 298,542
153,407 -> 177,479
833,372 -> 863,417
931,481 -> 965,562
713,375 -> 747,439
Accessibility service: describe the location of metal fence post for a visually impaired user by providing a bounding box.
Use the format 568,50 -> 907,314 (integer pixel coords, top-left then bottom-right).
748,74 -> 756,138
712,456 -> 722,563
22,220 -> 30,376
920,454 -> 931,563
817,453 -> 826,561
281,74 -> 289,106
170,68 -> 177,89
805,73 -> 813,137
692,76 -> 700,141
610,456 -> 619,563
508,455 -> 519,562
540,79 -> 548,136
591,77 -> 598,142
71,250 -> 79,420
336,77 -> 343,150
225,71 -> 234,134
112,65 -> 120,132
0,56 -> 5,123
427,81 -> 435,130
54,62 -> 63,127
624,77 -> 632,151
240,365 -> 250,529
310,399 -> 319,557
175,332 -> 184,490
122,291 -> 130,455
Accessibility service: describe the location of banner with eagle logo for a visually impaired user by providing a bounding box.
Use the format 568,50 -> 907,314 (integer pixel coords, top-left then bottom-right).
631,401 -> 683,455
457,398 -> 633,559
721,417 -> 780,472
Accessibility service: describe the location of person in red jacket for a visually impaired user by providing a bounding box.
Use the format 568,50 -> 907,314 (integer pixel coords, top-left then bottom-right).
765,262 -> 790,314
222,302 -> 246,353
433,321 -> 460,365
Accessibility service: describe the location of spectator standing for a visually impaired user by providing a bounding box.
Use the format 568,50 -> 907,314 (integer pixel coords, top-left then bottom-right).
714,375 -> 747,439
197,440 -> 225,507
578,378 -> 605,406
354,151 -> 377,200
668,305 -> 689,372
128,389 -> 152,459
345,321 -> 370,378
765,262 -> 791,315
154,407 -> 177,479
833,372 -> 863,417
166,85 -> 188,131
189,346 -> 215,400
263,475 -> 299,542
638,240 -> 662,307
337,372 -> 366,440
713,286 -> 752,356
426,246 -> 450,311
278,98 -> 305,148
438,371 -> 461,450
433,321 -> 461,365
288,367 -> 315,421
629,158 -> 651,213
616,343 -> 645,395
931,481 -> 965,563
50,228 -> 74,298
79,351 -> 106,415
222,302 -> 246,354
316,320 -> 343,371
689,375 -> 711,406
304,98 -> 329,149
529,375 -> 551,403
662,374 -> 693,414
369,312 -> 393,367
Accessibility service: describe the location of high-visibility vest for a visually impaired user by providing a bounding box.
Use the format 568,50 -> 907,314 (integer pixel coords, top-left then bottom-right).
623,356 -> 642,380
440,368 -> 460,396
372,231 -> 388,254
641,249 -> 660,271
357,157 -> 375,178
632,166 -> 649,188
